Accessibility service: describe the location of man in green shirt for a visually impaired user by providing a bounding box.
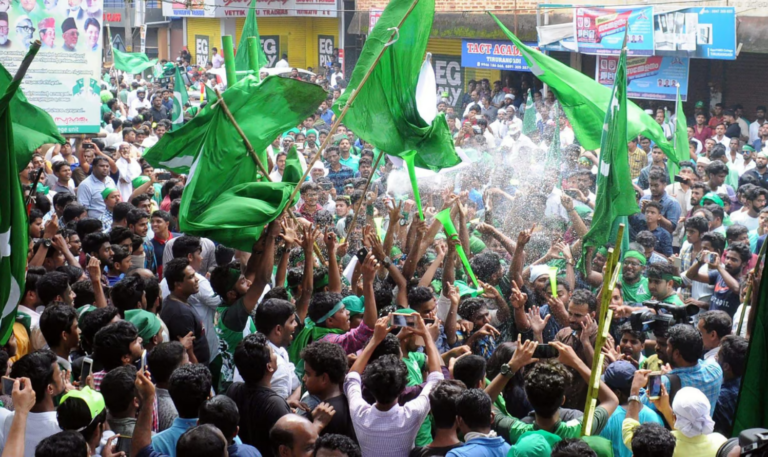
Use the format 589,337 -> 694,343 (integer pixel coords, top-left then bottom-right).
620,251 -> 651,305
646,262 -> 685,306
208,221 -> 279,391
492,341 -> 619,444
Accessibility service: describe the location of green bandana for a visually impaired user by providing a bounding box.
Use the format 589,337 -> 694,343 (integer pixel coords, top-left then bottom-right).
132,176 -> 150,189
35,183 -> 49,195
341,296 -> 365,315
125,309 -> 162,345
316,301 -> 344,324
624,250 -> 647,266
101,187 -> 118,200
743,144 -> 755,153
701,192 -> 724,208
225,268 -> 241,293
313,275 -> 329,292
596,246 -> 608,256
469,236 -> 487,255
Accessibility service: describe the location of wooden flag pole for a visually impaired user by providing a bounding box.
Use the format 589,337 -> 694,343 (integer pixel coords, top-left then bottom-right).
340,150 -> 386,243
281,0 -> 422,218
581,223 -> 624,437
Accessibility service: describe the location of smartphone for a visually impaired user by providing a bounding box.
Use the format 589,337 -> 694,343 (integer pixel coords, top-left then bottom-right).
673,174 -> 689,185
389,313 -> 416,328
321,182 -> 333,191
424,318 -> 436,325
673,257 -> 682,269
564,189 -> 580,199
156,172 -> 172,181
707,252 -> 718,263
82,143 -> 94,149
140,350 -> 147,372
1,376 -> 15,395
647,373 -> 663,400
356,247 -> 369,264
80,357 -> 93,385
532,344 -> 559,359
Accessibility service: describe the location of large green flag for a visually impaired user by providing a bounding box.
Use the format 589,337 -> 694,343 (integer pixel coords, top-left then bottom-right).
0,64 -> 31,345
146,76 -> 325,251
0,66 -> 65,173
333,0 -> 460,172
582,44 -> 639,252
490,13 -> 677,163
171,67 -> 189,131
522,89 -> 537,136
113,49 -> 158,75
733,242 -> 768,435
234,2 -> 269,79
669,86 -> 689,181
546,103 -> 561,169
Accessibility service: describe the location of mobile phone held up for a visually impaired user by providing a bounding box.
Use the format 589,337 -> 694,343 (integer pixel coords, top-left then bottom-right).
356,247 -> 369,264
532,344 -> 559,359
647,372 -> 663,400
81,357 -> 93,385
389,312 -> 417,328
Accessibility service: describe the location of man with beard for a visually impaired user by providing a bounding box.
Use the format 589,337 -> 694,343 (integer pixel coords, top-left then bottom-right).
684,242 -> 750,318
646,262 -> 685,306
554,289 -> 604,410
730,186 -> 768,231
38,17 -> 55,48
678,216 -> 712,305
620,251 -> 651,305
60,17 -> 78,51
209,230 -> 276,391
743,150 -> 768,185
687,182 -> 708,217
77,156 -> 117,218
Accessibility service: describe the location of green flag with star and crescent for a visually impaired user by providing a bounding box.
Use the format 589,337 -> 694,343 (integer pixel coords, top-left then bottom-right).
0,63 -> 30,345
171,66 -> 189,131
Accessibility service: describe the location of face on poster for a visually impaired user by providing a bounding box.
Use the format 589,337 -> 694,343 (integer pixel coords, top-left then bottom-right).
596,55 -> 689,101
0,0 -> 103,133
653,7 -> 736,60
575,6 -> 654,56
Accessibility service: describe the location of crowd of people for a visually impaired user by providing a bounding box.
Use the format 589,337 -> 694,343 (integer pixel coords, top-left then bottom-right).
5,58 -> 766,457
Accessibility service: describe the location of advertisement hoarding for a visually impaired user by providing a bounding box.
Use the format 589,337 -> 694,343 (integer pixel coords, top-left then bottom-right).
596,55 -> 690,101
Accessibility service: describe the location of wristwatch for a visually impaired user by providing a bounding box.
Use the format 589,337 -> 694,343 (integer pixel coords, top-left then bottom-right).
399,218 -> 408,226
381,256 -> 392,269
42,238 -> 52,249
499,363 -> 516,378
628,395 -> 642,403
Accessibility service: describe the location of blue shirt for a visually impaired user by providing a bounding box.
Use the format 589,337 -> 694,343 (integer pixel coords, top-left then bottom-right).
629,193 -> 681,238
538,304 -> 562,343
446,436 -> 509,457
641,361 -> 723,415
151,417 -> 198,457
326,164 -> 355,195
228,441 -> 262,457
320,109 -> 334,125
76,174 -> 117,219
599,405 -> 663,457
649,226 -> 673,256
713,377 -> 741,435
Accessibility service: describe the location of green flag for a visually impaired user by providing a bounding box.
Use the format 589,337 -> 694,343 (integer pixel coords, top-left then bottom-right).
235,2 -> 269,79
490,13 -> 677,164
733,242 -> 768,435
582,43 -> 639,252
0,64 -> 31,345
147,76 -> 325,251
333,0 -> 460,172
113,49 -> 158,75
669,86 -> 689,181
171,67 -> 189,131
0,65 -> 65,173
522,89 -> 537,136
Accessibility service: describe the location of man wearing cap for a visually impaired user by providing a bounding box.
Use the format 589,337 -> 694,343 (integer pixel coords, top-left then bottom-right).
598,361 -> 664,457
38,17 -> 55,48
60,17 -> 78,51
739,144 -> 757,175
126,309 -> 163,351
490,108 -> 508,146
129,87 -> 150,119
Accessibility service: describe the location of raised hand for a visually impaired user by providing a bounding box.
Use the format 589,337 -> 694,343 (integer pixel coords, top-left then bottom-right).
360,252 -> 380,283
508,336 -> 539,372
527,306 -> 551,335
509,280 -> 528,310
517,223 -> 536,247
279,218 -> 298,245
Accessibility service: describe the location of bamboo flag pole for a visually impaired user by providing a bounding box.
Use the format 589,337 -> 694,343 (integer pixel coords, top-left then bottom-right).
280,0 -> 422,218
340,149 -> 386,243
581,223 -> 624,437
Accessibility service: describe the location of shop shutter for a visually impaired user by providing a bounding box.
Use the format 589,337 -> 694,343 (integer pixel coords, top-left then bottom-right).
186,18 -> 221,67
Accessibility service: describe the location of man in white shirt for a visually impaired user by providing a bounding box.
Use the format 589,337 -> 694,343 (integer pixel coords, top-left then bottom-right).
712,124 -> 731,148
275,53 -> 289,68
749,105 -> 766,144
0,351 -> 64,457
160,236 -> 220,361
730,186 -> 768,231
128,88 -> 150,119
211,46 -> 224,69
489,108 -> 508,146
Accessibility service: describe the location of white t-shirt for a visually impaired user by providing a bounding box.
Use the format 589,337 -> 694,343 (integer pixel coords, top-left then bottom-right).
0,410 -> 61,457
729,210 -> 759,232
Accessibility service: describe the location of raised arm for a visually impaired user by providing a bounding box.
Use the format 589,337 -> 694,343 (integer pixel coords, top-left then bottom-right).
296,225 -> 319,322
418,243 -> 447,288
86,257 -> 108,308
444,283 -> 461,346
324,230 -> 342,293
552,341 -> 619,417
402,218 -> 427,280
360,252 -> 381,329
476,223 -> 517,257
442,236 -> 458,298
509,225 -> 535,286
132,369 -> 156,457
350,316 -> 391,374
561,195 -> 589,238
1,378 -> 34,457
485,338 -> 537,403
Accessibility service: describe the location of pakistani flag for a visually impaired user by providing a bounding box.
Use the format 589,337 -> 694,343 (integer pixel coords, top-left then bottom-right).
669,85 -> 689,181
145,75 -> 326,251
582,43 -> 639,252
0,64 -> 31,345
0,65 -> 64,173
171,67 -> 189,131
333,0 -> 460,172
490,13 -> 677,164
522,89 -> 537,136
113,49 -> 158,75
235,1 -> 269,79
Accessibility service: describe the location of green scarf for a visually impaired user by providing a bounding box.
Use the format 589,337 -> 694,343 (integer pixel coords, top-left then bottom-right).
288,319 -> 345,380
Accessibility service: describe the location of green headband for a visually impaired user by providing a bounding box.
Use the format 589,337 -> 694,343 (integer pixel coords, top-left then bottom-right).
648,271 -> 682,284
101,187 -> 118,200
316,301 -> 344,324
624,250 -> 647,266
132,176 -> 150,189
596,246 -> 609,256
701,192 -> 724,208
743,145 -> 755,152
313,275 -> 329,291
225,268 -> 241,292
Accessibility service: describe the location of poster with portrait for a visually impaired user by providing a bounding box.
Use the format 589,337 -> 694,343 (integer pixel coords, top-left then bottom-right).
0,0 -> 103,133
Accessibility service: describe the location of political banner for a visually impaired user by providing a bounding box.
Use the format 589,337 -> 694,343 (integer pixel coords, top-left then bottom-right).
596,55 -> 690,101
653,7 -> 736,60
433,54 -> 463,110
575,6 -> 654,56
162,0 -> 336,18
461,39 -> 537,72
0,0 -> 103,133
